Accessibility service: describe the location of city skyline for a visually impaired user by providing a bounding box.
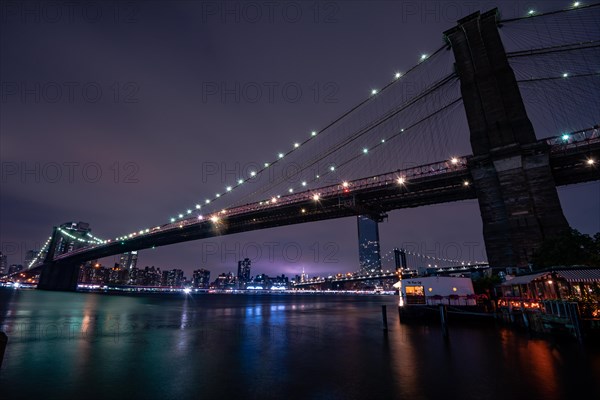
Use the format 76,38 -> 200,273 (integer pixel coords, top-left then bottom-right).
1,3 -> 600,398
1,0 -> 598,279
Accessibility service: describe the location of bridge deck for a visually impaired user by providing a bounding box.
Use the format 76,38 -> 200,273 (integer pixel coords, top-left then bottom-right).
38,133 -> 600,268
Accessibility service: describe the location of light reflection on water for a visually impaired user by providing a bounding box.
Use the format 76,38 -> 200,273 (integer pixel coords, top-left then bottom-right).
1,289 -> 599,400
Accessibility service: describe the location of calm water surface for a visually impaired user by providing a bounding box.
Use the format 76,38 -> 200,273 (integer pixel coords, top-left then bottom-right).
1,288 -> 599,399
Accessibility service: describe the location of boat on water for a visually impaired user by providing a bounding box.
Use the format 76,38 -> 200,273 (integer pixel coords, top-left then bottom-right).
394,276 -> 491,321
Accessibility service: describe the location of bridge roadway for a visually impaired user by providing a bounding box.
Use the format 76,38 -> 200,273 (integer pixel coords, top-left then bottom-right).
45,132 -> 599,268
292,262 -> 491,288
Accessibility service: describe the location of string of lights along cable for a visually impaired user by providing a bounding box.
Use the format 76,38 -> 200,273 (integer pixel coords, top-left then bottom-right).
25,2 -> 600,265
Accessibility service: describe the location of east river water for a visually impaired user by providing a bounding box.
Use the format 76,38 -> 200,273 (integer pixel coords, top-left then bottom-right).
1,289 -> 599,399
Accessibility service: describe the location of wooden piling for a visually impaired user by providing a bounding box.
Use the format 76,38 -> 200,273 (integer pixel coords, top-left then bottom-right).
568,302 -> 583,343
381,305 -> 388,332
440,305 -> 448,338
0,331 -> 7,370
522,310 -> 530,330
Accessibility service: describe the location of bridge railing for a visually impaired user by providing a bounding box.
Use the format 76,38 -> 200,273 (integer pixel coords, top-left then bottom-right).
218,156 -> 469,217
156,157 -> 469,224
52,157 -> 470,259
547,126 -> 599,150
66,126 -> 599,259
53,157 -> 470,260
50,124 -> 599,262
53,244 -> 102,260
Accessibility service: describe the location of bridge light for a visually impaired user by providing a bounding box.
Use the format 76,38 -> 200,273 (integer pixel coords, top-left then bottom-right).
330,166 -> 335,171
395,72 -> 401,79
178,214 -> 183,218
195,204 -> 201,209
238,179 -> 244,185
420,54 -> 428,61
271,197 -> 277,203
562,134 -> 570,141
381,139 -> 385,143
210,216 -> 219,223
573,2 -> 580,7
451,157 -> 459,164
587,158 -> 596,165
183,288 -> 192,294
216,193 -> 220,198
371,89 -> 378,95
342,181 -> 349,188
311,131 -> 317,136
289,188 -> 294,193
316,174 -> 320,179
294,142 -> 300,148
221,209 -> 226,214
205,199 -> 211,204
278,153 -> 284,159
264,163 -> 269,168
397,177 -> 405,185
313,193 -> 320,201
562,72 -> 569,78
464,180 -> 470,186
302,181 -> 307,186
363,148 -> 368,154
250,171 -> 256,177
301,208 -> 306,213
527,9 -> 535,15
226,186 -> 232,191
187,209 -> 192,214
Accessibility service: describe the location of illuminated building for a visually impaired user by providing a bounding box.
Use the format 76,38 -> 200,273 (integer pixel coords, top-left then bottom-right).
357,215 -> 382,273
237,258 -> 251,288
193,268 -> 211,288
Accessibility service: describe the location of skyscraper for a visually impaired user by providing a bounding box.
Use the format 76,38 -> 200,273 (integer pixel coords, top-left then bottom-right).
394,248 -> 407,270
0,252 -> 8,275
165,269 -> 184,287
357,215 -> 382,273
237,258 -> 251,288
192,269 -> 211,288
8,264 -> 23,275
109,264 -> 129,285
119,251 -> 138,270
24,250 -> 37,268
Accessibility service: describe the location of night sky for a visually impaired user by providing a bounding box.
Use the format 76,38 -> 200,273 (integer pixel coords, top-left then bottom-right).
1,0 -> 598,278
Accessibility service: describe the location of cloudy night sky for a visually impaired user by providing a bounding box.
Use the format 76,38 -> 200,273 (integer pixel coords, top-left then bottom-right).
1,0 -> 598,278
